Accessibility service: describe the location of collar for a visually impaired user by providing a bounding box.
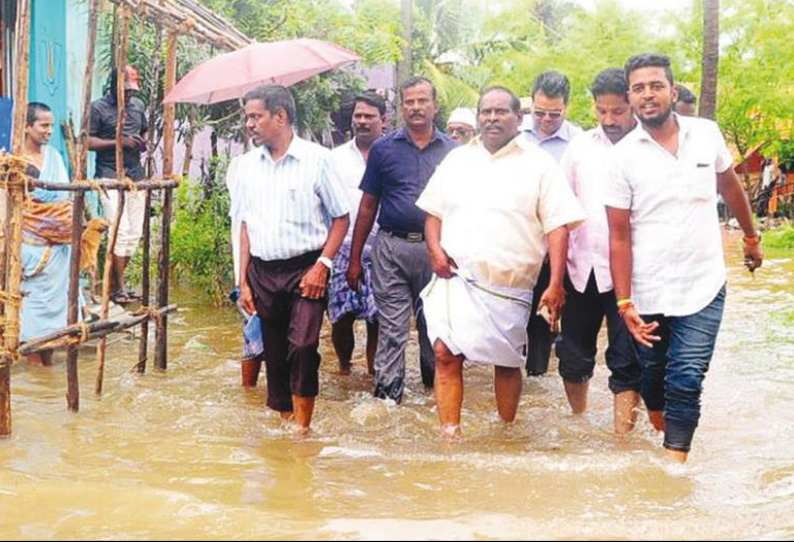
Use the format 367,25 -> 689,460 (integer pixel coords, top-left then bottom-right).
526,120 -> 576,142
393,127 -> 447,148
260,133 -> 306,163
632,112 -> 690,145
470,133 -> 526,159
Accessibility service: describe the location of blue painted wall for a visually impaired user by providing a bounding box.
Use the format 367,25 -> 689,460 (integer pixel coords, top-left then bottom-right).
29,0 -> 68,158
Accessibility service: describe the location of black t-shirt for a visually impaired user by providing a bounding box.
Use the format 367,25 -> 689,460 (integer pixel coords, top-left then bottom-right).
89,94 -> 147,181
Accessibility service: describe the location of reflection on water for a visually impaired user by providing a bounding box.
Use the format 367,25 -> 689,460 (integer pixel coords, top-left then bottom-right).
1,233 -> 793,539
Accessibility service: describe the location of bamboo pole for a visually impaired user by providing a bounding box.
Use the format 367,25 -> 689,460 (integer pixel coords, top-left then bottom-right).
32,179 -> 180,192
0,0 -> 32,438
65,0 -> 102,413
19,304 -> 178,356
96,5 -> 130,396
155,30 -> 178,371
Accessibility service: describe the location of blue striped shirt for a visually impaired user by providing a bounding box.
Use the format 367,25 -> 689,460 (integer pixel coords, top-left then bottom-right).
238,135 -> 350,261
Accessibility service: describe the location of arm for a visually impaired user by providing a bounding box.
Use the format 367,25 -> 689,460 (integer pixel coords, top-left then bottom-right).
425,214 -> 455,278
238,222 -> 255,315
605,206 -> 659,347
718,168 -> 763,271
300,214 -> 350,299
537,226 -> 568,328
88,134 -> 142,152
346,193 -> 379,289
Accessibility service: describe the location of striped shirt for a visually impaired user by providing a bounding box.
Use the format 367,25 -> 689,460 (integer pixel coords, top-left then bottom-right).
238,135 -> 349,262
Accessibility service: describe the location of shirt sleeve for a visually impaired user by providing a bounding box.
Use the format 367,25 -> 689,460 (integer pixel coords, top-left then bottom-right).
415,153 -> 451,219
602,148 -> 632,210
537,157 -> 585,233
317,157 -> 351,219
712,122 -> 734,174
359,142 -> 383,197
89,102 -> 102,137
559,142 -> 578,195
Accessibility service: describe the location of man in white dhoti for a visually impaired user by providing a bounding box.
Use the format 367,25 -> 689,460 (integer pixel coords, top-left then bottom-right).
417,87 -> 585,438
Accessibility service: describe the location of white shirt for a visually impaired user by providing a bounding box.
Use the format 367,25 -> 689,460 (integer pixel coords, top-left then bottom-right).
604,115 -> 733,316
417,135 -> 584,291
327,139 -> 378,246
237,135 -> 349,261
561,126 -> 617,294
225,155 -> 244,283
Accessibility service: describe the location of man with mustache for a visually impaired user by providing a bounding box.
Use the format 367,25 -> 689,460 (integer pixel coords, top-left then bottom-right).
556,68 -> 642,433
523,70 -> 583,377
348,77 -> 456,402
236,85 -> 350,433
605,54 -> 762,462
417,87 -> 584,438
326,92 -> 386,375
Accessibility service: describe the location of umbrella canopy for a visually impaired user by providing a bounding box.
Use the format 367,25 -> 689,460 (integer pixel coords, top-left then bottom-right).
163,38 -> 361,104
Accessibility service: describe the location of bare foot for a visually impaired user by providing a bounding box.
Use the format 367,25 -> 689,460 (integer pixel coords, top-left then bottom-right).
338,363 -> 352,376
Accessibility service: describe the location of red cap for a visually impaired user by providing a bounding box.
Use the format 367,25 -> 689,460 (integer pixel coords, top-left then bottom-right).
123,65 -> 141,91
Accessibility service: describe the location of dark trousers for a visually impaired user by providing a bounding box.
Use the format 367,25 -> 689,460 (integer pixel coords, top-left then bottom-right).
247,251 -> 325,412
526,260 -> 554,375
556,273 -> 641,394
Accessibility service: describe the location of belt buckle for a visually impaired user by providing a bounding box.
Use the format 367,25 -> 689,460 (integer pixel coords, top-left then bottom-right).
406,232 -> 423,242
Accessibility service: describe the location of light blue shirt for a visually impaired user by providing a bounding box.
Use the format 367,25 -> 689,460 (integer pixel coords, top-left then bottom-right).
523,120 -> 582,163
238,135 -> 349,261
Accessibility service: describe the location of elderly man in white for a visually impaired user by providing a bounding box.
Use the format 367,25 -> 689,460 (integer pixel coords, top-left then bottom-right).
418,86 -> 584,439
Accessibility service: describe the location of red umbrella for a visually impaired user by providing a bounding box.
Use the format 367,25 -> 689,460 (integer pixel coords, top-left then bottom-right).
163,38 -> 361,104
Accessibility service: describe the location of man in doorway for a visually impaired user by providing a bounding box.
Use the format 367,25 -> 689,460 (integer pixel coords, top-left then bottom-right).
348,76 -> 456,402
418,86 -> 583,438
237,85 -> 350,433
327,92 -> 386,375
523,70 -> 583,376
605,53 -> 762,462
88,65 -> 147,304
556,68 -> 642,433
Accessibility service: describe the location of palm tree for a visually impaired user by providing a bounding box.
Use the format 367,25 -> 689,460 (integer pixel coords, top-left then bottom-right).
699,0 -> 719,119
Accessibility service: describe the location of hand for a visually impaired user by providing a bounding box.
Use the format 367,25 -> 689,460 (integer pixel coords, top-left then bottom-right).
429,245 -> 456,278
346,257 -> 363,291
300,263 -> 329,299
239,282 -> 256,316
620,306 -> 661,348
538,282 -> 565,332
742,240 -> 763,273
122,135 -> 144,150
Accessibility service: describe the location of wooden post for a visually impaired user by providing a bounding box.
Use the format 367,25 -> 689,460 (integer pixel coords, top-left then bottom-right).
155,30 -> 178,371
96,5 -> 130,395
137,25 -> 163,374
65,0 -> 101,413
0,0 -> 32,437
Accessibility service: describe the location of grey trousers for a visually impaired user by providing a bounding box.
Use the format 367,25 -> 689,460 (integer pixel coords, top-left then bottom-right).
370,230 -> 435,402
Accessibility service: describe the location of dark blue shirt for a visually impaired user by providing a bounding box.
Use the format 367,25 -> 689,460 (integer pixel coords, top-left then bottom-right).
89,94 -> 147,181
360,128 -> 456,233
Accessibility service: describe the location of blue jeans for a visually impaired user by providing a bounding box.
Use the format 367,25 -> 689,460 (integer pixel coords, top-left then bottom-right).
636,285 -> 726,453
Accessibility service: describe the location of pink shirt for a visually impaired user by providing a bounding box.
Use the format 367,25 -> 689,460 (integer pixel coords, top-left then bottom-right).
560,127 -> 615,294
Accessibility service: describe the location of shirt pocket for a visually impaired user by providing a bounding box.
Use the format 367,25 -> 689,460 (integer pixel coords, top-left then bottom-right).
284,187 -> 318,225
689,160 -> 718,202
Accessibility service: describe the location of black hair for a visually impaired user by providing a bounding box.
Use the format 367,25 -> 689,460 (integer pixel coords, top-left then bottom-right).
400,76 -> 437,101
478,86 -> 521,114
242,84 -> 297,124
675,84 -> 697,104
532,70 -> 571,104
353,91 -> 386,116
26,102 -> 51,126
590,68 -> 629,100
624,53 -> 675,86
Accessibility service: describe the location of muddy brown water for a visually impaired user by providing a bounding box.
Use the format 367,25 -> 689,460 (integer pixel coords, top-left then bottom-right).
1,233 -> 793,539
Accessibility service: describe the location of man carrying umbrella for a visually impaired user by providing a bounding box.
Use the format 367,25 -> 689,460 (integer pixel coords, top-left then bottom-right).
236,85 -> 350,433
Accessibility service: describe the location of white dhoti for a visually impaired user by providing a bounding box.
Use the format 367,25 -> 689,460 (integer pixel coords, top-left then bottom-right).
420,272 -> 533,368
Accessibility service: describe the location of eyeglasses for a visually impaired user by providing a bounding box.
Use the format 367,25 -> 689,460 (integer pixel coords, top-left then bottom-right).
533,110 -> 563,119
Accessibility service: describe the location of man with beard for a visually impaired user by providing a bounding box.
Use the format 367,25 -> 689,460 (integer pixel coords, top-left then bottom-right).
417,87 -> 583,438
348,77 -> 456,402
326,92 -> 386,375
556,68 -> 642,433
236,85 -> 350,433
605,54 -> 762,462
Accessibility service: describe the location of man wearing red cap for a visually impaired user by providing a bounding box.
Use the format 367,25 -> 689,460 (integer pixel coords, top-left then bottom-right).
88,65 -> 148,303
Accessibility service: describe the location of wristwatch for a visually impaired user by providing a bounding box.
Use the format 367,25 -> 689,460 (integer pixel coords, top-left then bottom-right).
317,256 -> 334,271
742,231 -> 761,245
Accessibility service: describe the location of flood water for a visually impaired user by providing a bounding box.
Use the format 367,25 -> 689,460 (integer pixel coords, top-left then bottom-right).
1,232 -> 793,540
